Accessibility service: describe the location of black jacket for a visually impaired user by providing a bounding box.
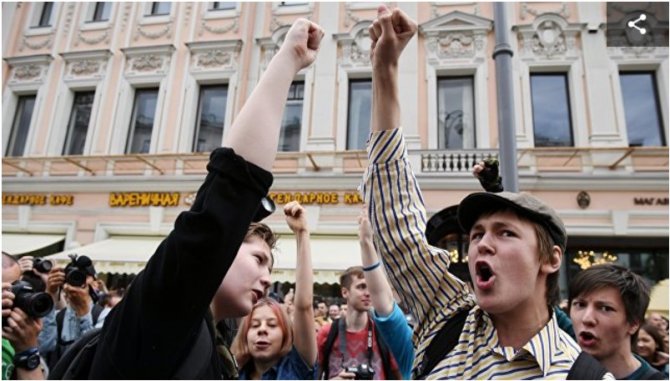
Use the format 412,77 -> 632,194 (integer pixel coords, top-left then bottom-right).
88,148 -> 273,379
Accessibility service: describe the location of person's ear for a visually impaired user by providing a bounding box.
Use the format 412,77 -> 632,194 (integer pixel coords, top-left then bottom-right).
628,319 -> 641,337
341,287 -> 349,299
541,245 -> 562,275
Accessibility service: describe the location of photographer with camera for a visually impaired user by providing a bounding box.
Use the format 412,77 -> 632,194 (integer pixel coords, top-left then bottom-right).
37,255 -> 108,369
16,257 -> 64,312
317,263 -> 402,380
2,252 -> 48,380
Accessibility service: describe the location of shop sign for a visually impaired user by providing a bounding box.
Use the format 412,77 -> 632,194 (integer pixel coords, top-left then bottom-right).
2,194 -> 74,206
109,192 -> 180,207
269,191 -> 364,205
634,197 -> 669,206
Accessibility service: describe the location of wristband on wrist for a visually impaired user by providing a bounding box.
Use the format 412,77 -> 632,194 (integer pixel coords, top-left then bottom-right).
363,261 -> 381,272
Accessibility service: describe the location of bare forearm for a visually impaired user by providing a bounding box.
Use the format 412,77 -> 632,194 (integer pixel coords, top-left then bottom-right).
371,65 -> 400,133
293,230 -> 313,310
224,51 -> 300,171
292,229 -> 317,364
360,239 -> 394,316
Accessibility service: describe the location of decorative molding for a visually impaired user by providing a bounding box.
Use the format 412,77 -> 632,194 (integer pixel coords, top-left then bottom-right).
71,60 -> 100,75
183,2 -> 192,25
269,3 -> 313,32
514,13 -> 583,61
419,11 -> 492,64
4,54 -> 53,85
344,3 -> 362,27
60,50 -> 112,82
132,55 -> 163,71
200,19 -> 238,35
333,21 -> 374,68
20,36 -> 52,52
76,30 -> 110,46
120,3 -> 132,31
121,45 -> 175,78
14,65 -> 42,80
63,3 -> 76,39
431,2 -> 480,18
186,40 -> 242,73
520,2 -> 569,20
135,23 -> 171,41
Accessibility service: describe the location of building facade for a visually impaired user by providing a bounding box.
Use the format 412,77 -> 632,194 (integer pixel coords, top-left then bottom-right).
2,2 -> 668,300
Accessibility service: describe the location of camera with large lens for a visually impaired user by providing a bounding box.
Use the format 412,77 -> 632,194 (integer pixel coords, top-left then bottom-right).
345,364 -> 375,380
64,254 -> 94,287
5,280 -> 54,321
33,257 -> 53,274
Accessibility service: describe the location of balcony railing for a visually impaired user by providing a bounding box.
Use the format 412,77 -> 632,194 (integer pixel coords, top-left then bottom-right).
2,146 -> 668,179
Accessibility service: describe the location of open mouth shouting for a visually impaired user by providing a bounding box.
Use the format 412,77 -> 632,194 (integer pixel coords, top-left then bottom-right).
252,289 -> 264,303
578,331 -> 597,348
475,261 -> 495,291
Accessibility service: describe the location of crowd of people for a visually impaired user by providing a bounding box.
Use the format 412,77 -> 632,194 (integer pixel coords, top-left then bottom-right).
2,5 -> 669,380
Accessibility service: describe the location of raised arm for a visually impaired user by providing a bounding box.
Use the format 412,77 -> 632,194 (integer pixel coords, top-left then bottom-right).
283,201 -> 317,366
362,5 -> 471,338
358,210 -> 393,315
224,19 -> 324,171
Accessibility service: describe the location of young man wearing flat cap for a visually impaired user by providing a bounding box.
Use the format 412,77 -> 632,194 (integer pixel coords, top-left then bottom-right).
361,4 -> 602,379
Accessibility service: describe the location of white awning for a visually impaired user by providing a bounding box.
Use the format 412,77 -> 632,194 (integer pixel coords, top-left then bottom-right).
45,236 -> 164,274
43,234 -> 363,283
272,234 -> 362,284
2,233 -> 65,256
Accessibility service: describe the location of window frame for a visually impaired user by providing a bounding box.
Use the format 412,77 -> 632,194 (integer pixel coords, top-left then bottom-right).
62,91 -> 96,156
346,78 -> 373,151
210,2 -> 237,11
149,2 -> 171,16
5,95 -> 37,157
619,71 -> 667,147
36,2 -> 53,27
192,84 -> 228,153
277,81 -> 304,152
125,88 -> 159,154
436,75 -> 477,150
90,2 -> 112,22
529,72 -> 575,147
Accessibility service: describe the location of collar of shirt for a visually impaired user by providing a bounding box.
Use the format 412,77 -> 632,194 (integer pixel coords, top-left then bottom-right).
486,309 -> 563,377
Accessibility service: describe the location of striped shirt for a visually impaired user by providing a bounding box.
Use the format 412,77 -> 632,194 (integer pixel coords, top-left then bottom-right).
361,128 -> 583,379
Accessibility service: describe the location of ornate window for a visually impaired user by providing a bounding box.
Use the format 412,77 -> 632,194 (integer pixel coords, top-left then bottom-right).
36,2 -> 54,27
91,2 -> 112,22
437,77 -> 476,149
347,80 -> 372,150
193,85 -> 227,153
6,96 -> 36,157
619,72 -> 666,147
63,92 -> 95,155
279,82 -> 304,152
126,89 -> 158,154
530,74 -> 574,147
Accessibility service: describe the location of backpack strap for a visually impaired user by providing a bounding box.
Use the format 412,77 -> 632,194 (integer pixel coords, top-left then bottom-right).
91,304 -> 103,326
372,320 -> 401,380
415,308 -> 470,379
319,320 -> 340,380
56,308 -> 66,344
567,351 -> 609,380
48,327 -> 102,380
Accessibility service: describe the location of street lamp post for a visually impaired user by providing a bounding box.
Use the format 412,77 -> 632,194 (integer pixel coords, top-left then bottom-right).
493,2 -> 519,192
